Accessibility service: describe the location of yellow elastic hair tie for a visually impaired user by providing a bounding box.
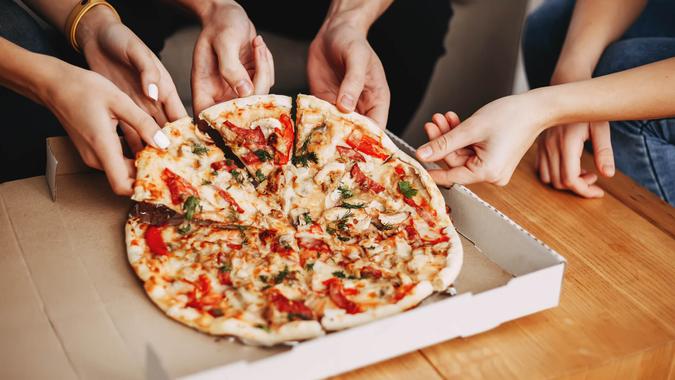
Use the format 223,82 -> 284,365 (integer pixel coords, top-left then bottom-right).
65,0 -> 120,52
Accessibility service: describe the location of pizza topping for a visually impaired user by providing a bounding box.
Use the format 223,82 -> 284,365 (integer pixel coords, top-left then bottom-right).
191,143 -> 209,156
292,125 -> 322,167
394,165 -> 406,177
182,195 -> 200,221
336,145 -> 366,162
144,225 -> 169,256
337,185 -> 353,199
346,130 -> 390,160
217,188 -> 244,213
210,159 -> 237,172
274,114 -> 294,165
254,149 -> 273,162
273,266 -> 290,284
398,181 -> 418,199
393,283 -> 416,302
378,212 -> 408,226
268,289 -> 314,320
218,265 -> 233,286
161,168 -> 198,205
323,278 -> 360,314
360,265 -> 383,279
350,164 -> 385,194
225,120 -> 266,147
297,237 -> 331,253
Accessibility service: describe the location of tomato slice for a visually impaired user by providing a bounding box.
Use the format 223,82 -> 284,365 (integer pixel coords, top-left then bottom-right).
224,120 -> 266,147
161,168 -> 198,205
350,164 -> 385,193
404,219 -> 419,241
240,151 -> 261,164
394,165 -> 406,177
145,225 -> 169,256
336,145 -> 366,162
217,188 -> 244,213
269,289 -> 314,320
346,130 -> 389,160
323,278 -> 360,314
218,270 -> 232,286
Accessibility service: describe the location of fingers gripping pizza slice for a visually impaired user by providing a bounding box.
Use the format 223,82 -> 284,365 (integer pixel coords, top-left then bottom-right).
126,94 -> 463,346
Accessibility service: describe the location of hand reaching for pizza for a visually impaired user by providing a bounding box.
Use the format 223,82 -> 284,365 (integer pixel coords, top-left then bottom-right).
42,61 -> 167,196
536,122 -> 615,198
191,0 -> 274,114
415,95 -> 544,187
77,5 -> 186,151
308,15 -> 390,129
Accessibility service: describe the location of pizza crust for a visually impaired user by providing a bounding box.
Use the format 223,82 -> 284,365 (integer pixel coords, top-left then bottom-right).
320,281 -> 434,331
199,94 -> 293,124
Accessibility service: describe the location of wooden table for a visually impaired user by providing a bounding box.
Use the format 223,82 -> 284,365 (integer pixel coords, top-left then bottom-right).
336,149 -> 675,379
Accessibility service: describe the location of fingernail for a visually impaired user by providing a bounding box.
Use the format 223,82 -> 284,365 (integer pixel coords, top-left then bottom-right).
603,164 -> 615,176
340,94 -> 355,109
418,146 -> 432,159
254,35 -> 264,47
148,83 -> 159,101
236,81 -> 253,97
153,130 -> 170,149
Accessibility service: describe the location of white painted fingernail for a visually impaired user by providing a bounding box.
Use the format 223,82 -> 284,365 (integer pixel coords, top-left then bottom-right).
418,146 -> 432,159
153,130 -> 170,149
148,83 -> 159,101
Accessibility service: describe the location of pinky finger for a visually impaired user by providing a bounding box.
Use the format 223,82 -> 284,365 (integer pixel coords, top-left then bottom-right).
538,145 -> 551,184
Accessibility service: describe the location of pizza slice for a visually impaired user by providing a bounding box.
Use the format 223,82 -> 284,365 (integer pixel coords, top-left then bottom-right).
199,95 -> 294,182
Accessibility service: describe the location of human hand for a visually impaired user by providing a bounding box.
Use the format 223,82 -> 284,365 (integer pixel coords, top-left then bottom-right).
534,66 -> 615,198
77,6 -> 185,152
308,16 -> 390,128
536,122 -> 614,198
41,61 -> 167,195
415,95 -> 545,186
191,0 -> 274,114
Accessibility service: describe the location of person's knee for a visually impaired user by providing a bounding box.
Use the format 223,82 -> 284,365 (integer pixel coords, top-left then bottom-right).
595,37 -> 675,77
522,0 -> 576,88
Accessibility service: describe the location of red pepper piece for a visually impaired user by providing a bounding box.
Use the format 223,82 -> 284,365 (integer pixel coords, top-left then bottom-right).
161,168 -> 198,205
360,265 -> 383,279
217,188 -> 244,213
323,278 -> 360,314
210,159 -> 238,172
269,289 -> 314,320
274,114 -> 294,165
346,131 -> 389,160
350,164 -> 385,194
393,283 -> 416,302
224,120 -> 266,146
145,225 -> 169,256
297,237 -> 331,253
336,145 -> 366,162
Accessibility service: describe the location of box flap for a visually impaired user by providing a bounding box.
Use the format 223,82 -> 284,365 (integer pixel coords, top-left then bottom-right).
46,137 -> 93,201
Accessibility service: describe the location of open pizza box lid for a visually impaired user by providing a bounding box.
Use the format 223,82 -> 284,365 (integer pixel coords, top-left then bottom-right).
0,133 -> 565,379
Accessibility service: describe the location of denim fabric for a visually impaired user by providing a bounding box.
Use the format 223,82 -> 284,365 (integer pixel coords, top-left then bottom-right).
522,0 -> 675,206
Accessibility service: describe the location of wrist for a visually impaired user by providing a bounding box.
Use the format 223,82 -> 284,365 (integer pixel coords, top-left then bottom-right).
323,0 -> 391,35
75,5 -> 119,51
192,0 -> 239,23
521,88 -> 563,133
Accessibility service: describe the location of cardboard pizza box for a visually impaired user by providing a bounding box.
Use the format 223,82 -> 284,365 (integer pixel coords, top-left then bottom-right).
0,134 -> 565,380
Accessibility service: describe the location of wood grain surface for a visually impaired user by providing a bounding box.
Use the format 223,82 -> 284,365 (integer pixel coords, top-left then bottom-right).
336,149 -> 675,379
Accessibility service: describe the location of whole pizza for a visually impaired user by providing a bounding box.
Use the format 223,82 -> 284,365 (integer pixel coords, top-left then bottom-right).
125,94 -> 463,346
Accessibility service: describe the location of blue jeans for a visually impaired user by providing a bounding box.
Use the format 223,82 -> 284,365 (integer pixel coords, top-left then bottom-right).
522,0 -> 675,205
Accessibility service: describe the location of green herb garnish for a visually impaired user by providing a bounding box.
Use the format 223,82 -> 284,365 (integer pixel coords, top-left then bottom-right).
332,271 -> 346,279
292,152 -> 318,167
398,181 -> 418,199
274,266 -> 289,284
255,324 -> 271,332
230,169 -> 244,183
337,186 -> 353,199
302,213 -> 313,225
340,202 -> 365,209
201,179 -> 212,185
337,236 -> 351,242
254,149 -> 273,162
219,264 -> 231,273
305,262 -> 314,271
182,195 -> 200,221
326,227 -> 337,235
177,223 -> 191,235
255,169 -> 266,183
191,143 -> 208,155
259,275 -> 268,283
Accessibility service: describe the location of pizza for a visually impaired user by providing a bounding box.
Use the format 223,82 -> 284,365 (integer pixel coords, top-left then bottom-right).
125,94 -> 463,346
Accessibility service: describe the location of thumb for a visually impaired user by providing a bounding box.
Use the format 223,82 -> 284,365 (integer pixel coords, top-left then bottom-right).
336,44 -> 368,113
214,37 -> 254,98
126,40 -> 162,101
590,121 -> 615,177
416,123 -> 477,162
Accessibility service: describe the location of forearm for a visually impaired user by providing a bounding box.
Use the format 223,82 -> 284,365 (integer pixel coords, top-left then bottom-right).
533,57 -> 675,128
554,0 -> 646,79
0,37 -> 59,105
324,0 -> 394,34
